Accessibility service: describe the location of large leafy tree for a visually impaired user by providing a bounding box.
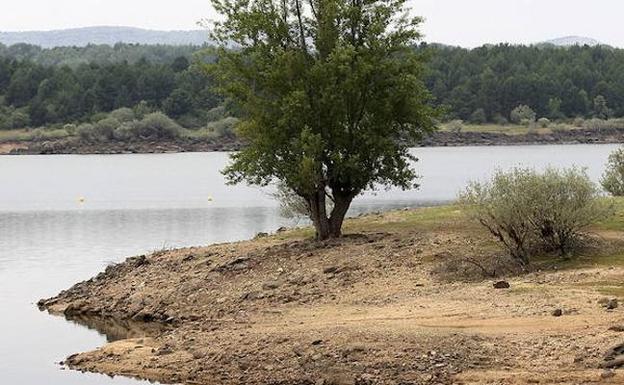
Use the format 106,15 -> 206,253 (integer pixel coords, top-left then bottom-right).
210,0 -> 437,240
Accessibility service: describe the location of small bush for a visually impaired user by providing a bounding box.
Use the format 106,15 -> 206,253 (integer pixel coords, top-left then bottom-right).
460,167 -> 612,265
134,112 -> 181,140
537,117 -> 550,128
205,106 -> 228,122
446,120 -> 464,133
93,117 -> 120,141
493,114 -> 508,126
583,118 -> 624,131
602,147 -> 624,196
113,122 -> 138,141
110,108 -> 135,123
77,123 -> 97,142
469,109 -> 487,125
207,117 -> 239,137
510,105 -> 536,125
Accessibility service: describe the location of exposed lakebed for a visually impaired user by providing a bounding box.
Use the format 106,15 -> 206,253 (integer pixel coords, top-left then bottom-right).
0,144 -> 618,384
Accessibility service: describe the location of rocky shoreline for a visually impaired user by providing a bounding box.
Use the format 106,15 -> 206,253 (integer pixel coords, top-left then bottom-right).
4,127 -> 624,155
38,206 -> 624,384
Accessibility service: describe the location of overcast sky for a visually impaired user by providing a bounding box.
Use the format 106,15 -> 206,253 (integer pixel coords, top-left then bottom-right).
2,0 -> 624,47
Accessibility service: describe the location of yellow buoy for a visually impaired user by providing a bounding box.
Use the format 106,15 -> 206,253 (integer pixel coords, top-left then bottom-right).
77,196 -> 86,204
207,195 -> 214,202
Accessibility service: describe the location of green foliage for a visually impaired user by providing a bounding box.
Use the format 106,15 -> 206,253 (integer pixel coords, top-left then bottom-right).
537,117 -> 550,128
602,147 -> 624,196
469,108 -> 487,124
134,112 -> 181,140
510,105 -> 536,125
423,44 -> 624,122
0,55 -> 219,127
76,111 -> 181,142
211,0 -> 437,239
460,167 -> 613,265
207,117 -> 239,137
110,107 -> 135,123
593,95 -> 612,119
446,120 -> 464,133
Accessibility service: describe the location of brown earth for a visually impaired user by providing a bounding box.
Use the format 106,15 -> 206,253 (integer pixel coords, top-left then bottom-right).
39,207 -> 624,385
0,142 -> 28,154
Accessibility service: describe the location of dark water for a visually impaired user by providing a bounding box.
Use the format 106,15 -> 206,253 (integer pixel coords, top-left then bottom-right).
0,145 -> 618,384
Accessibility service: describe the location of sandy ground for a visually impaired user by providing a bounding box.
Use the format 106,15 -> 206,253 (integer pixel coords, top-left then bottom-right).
0,142 -> 27,154
40,207 -> 624,385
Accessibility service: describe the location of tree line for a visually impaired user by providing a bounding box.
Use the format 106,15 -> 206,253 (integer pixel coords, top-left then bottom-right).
0,53 -> 220,130
2,42 -> 624,131
422,43 -> 624,123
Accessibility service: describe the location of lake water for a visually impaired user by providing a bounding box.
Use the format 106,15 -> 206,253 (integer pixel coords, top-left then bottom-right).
0,144 -> 618,385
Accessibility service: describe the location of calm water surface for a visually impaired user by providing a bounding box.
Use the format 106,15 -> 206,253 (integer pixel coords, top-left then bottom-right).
0,144 -> 618,384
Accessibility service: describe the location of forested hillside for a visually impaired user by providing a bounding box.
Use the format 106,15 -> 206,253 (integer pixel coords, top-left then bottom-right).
0,42 -> 199,67
1,42 -> 624,132
423,43 -> 624,122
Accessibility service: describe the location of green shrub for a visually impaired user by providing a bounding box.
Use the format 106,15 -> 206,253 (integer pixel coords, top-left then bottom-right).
537,117 -> 550,128
493,114 -> 508,126
510,105 -> 536,125
460,167 -> 612,265
602,147 -> 624,196
135,112 -> 181,139
9,110 -> 30,129
446,120 -> 464,133
207,117 -> 239,137
77,123 -> 97,142
110,108 -> 135,123
113,122 -> 138,141
469,108 -> 487,124
93,117 -> 120,141
205,106 -> 228,122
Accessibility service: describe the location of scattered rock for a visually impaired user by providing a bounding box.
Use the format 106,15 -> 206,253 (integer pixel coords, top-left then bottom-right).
254,232 -> 269,239
609,325 -> 624,332
323,266 -> 338,274
607,299 -> 619,310
276,227 -> 288,233
601,369 -> 616,379
493,281 -> 510,289
262,281 -> 281,290
551,309 -> 563,317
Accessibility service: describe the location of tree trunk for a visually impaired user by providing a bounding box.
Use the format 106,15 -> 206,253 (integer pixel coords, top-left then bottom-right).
309,190 -> 331,240
328,193 -> 353,238
308,191 -> 354,240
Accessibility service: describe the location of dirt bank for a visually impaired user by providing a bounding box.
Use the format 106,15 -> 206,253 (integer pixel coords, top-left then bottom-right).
7,126 -> 624,155
39,205 -> 624,384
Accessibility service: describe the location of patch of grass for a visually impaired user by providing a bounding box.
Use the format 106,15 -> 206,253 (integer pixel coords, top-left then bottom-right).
574,281 -> 624,297
275,205 -> 473,241
593,197 -> 624,232
0,129 -> 34,142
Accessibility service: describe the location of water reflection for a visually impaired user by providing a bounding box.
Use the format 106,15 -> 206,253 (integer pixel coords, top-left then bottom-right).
63,314 -> 171,343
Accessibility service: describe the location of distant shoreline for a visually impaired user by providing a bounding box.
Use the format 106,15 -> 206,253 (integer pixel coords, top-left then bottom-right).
2,128 -> 623,155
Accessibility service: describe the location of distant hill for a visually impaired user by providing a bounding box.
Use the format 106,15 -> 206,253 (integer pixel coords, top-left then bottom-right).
542,36 -> 602,47
0,26 -> 211,48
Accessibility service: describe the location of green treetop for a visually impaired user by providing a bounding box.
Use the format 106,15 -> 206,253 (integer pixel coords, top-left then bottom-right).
210,0 -> 437,240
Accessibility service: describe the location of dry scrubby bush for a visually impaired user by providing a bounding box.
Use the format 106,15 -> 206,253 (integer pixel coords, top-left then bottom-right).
510,105 -> 536,125
77,112 -> 181,142
602,147 -> 624,196
582,118 -> 624,131
206,117 -> 239,137
460,167 -> 613,266
446,120 -> 464,133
